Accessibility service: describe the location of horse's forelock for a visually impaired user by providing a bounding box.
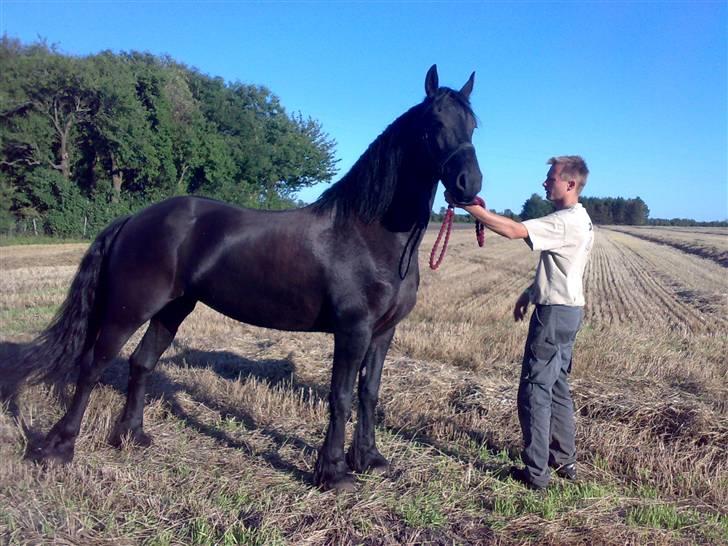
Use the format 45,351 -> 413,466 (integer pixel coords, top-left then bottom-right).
429,88 -> 477,127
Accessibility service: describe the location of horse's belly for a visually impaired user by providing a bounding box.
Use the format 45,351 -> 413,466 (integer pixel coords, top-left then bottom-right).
194,278 -> 328,332
206,299 -> 326,332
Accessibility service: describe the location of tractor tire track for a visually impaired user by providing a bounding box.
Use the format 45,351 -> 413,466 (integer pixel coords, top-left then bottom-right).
589,230 -> 725,334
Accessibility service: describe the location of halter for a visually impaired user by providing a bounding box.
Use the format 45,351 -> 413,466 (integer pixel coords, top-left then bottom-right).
418,134 -> 483,271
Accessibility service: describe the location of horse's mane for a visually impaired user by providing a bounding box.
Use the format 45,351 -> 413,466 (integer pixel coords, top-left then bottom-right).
312,89 -> 474,224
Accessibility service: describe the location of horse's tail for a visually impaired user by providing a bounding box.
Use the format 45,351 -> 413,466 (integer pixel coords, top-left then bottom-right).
1,215 -> 131,397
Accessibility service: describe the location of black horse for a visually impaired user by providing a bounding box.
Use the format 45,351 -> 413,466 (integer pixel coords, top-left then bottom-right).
9,65 -> 482,491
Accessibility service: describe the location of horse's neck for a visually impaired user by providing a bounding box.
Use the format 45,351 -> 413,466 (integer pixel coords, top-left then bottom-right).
380,161 -> 439,234
365,167 -> 438,279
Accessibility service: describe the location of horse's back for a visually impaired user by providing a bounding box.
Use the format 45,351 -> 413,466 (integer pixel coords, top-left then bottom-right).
104,196 -> 336,330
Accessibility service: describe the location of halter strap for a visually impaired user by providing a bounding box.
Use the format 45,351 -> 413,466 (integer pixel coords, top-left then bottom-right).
439,142 -> 474,174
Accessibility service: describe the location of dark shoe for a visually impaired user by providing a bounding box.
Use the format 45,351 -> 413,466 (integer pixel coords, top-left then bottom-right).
554,463 -> 577,480
509,466 -> 547,491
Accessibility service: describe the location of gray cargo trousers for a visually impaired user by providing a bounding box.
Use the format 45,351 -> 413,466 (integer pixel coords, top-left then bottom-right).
518,304 -> 583,487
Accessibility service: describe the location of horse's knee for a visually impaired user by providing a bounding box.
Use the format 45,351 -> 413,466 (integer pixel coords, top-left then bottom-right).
329,391 -> 354,419
359,384 -> 379,406
129,354 -> 156,374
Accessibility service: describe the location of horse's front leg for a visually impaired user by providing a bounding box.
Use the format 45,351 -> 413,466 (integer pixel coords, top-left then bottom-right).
314,323 -> 371,491
347,327 -> 395,474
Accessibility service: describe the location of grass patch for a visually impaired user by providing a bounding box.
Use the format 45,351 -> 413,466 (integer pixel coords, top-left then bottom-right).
394,491 -> 448,528
185,518 -> 284,546
629,483 -> 660,499
492,481 -> 615,520
626,503 -> 728,540
0,235 -> 88,246
0,304 -> 58,334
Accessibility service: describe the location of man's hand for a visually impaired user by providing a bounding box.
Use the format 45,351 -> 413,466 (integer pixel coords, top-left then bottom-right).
513,291 -> 530,322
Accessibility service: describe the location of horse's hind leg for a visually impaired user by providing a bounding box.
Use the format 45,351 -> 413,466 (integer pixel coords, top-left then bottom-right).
29,320 -> 139,464
110,297 -> 196,448
347,326 -> 395,474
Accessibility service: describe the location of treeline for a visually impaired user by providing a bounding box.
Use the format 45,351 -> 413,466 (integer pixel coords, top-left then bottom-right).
518,194 -> 651,224
431,194 -> 652,225
646,218 -> 728,227
0,36 -> 337,237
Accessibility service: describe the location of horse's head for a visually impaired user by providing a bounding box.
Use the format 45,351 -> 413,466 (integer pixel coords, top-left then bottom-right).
421,65 -> 483,205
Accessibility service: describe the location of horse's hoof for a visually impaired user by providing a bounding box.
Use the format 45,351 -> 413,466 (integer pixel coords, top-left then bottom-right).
326,474 -> 357,492
25,440 -> 74,466
347,449 -> 390,475
110,425 -> 153,448
363,450 -> 390,475
132,431 -> 153,447
367,459 -> 390,475
314,462 -> 357,492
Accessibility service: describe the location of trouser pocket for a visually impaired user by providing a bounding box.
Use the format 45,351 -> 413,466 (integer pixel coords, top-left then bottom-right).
523,306 -> 560,384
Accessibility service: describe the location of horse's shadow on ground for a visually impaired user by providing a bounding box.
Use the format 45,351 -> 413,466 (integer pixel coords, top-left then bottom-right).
98,342 -> 332,484
1,339 -> 330,485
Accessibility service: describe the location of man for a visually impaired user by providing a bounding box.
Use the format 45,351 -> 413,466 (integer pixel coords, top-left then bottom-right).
446,155 -> 593,490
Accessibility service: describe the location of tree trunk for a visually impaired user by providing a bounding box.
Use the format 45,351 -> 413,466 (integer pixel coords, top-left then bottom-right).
47,98 -> 77,180
111,152 -> 123,203
177,163 -> 189,193
59,130 -> 71,179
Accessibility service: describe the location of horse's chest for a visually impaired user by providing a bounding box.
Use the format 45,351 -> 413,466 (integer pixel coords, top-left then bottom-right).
371,280 -> 418,335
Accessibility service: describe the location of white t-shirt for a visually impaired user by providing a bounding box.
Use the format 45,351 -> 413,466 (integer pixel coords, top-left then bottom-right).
522,203 -> 594,307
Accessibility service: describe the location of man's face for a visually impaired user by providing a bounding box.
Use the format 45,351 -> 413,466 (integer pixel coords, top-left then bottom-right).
543,164 -> 572,202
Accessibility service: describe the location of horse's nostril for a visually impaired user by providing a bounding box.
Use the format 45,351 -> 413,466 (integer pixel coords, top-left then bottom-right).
456,173 -> 467,193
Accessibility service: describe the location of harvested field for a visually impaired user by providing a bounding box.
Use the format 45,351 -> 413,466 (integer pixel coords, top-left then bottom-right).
1,227 -> 726,545
604,225 -> 728,268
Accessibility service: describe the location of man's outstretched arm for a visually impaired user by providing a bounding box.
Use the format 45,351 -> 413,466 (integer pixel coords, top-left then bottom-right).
446,192 -> 529,240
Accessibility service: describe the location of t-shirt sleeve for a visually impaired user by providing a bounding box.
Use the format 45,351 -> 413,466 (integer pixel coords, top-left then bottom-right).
522,214 -> 567,251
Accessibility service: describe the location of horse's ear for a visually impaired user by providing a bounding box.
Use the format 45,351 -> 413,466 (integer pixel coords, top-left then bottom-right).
425,64 -> 439,98
460,72 -> 475,99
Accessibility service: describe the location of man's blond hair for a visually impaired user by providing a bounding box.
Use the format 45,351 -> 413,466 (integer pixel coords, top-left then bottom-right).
548,156 -> 589,194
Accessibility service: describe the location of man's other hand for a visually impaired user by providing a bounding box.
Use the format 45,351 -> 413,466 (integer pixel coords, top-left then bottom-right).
514,291 -> 530,322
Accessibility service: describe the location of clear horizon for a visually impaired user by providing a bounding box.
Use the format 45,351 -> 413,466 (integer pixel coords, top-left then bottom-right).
2,1 -> 726,221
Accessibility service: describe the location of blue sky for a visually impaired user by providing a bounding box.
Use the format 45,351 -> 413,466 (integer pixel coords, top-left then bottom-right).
2,1 -> 726,220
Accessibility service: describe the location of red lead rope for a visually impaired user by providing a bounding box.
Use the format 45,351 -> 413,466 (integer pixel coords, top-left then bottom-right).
429,196 -> 486,270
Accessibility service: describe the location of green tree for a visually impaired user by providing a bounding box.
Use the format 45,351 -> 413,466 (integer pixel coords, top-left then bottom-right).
0,173 -> 15,232
1,41 -> 94,180
82,51 -> 160,202
0,37 -> 338,236
625,197 -> 649,225
520,193 -> 554,220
